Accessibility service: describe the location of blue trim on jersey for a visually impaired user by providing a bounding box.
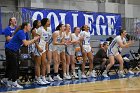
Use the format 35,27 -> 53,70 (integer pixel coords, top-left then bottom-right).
65,46 -> 69,55
108,40 -> 117,55
48,38 -> 53,45
110,40 -> 117,49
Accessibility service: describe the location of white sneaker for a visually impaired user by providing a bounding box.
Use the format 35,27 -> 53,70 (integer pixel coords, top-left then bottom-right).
6,81 -> 12,87
89,70 -> 96,78
42,78 -> 50,84
1,78 -> 11,87
53,75 -> 63,81
73,72 -> 78,78
123,57 -> 130,62
81,74 -> 87,78
128,70 -> 134,75
12,81 -> 23,88
63,75 -> 71,80
36,78 -> 46,85
67,75 -> 72,80
118,73 -> 125,78
136,71 -> 140,75
118,71 -> 125,78
47,76 -> 54,82
102,71 -> 109,78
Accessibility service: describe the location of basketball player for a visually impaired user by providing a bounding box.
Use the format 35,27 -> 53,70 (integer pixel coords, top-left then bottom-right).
34,18 -> 51,84
80,25 -> 96,78
102,29 -> 134,78
64,24 -> 73,79
71,27 -> 81,78
30,20 -> 41,59
52,24 -> 69,80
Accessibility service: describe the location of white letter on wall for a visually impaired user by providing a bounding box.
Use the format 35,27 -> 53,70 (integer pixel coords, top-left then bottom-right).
106,16 -> 116,35
96,15 -> 105,35
47,12 -> 59,31
32,11 -> 43,22
72,14 -> 78,27
84,14 -> 94,30
59,13 -> 66,24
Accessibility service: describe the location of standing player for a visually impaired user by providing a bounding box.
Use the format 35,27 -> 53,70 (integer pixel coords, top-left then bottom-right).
52,24 -> 69,80
71,27 -> 81,78
102,29 -> 134,77
34,18 -> 51,84
45,27 -> 54,82
30,20 -> 41,60
80,25 -> 96,78
64,24 -> 73,79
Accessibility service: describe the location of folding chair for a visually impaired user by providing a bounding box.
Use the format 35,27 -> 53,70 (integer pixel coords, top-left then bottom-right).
93,60 -> 103,76
0,54 -> 6,80
19,46 -> 35,83
130,49 -> 140,70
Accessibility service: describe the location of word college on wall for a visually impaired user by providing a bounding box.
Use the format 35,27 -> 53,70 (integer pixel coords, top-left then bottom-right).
22,8 -> 121,35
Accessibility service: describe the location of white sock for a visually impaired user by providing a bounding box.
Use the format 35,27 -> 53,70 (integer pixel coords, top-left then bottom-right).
119,71 -> 123,74
37,77 -> 41,80
42,76 -> 46,80
64,73 -> 66,76
104,70 -> 107,73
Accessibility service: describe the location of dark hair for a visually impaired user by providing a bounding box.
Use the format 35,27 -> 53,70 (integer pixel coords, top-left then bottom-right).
9,17 -> 16,26
31,20 -> 39,33
8,18 -> 12,26
103,42 -> 108,47
81,25 -> 85,31
74,27 -> 79,33
21,22 -> 29,30
41,18 -> 49,26
74,27 -> 77,32
56,23 -> 64,31
119,29 -> 126,35
13,22 -> 29,35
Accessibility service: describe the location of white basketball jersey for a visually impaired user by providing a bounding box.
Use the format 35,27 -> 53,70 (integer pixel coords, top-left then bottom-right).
109,35 -> 126,52
80,31 -> 90,45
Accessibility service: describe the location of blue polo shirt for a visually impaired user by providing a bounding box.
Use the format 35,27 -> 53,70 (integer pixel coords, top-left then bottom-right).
4,26 -> 17,45
6,30 -> 29,52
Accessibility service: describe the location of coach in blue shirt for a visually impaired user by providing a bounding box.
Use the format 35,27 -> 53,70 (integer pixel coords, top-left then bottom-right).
5,22 -> 40,88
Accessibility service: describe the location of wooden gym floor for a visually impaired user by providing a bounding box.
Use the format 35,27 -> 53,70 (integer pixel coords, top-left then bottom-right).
1,73 -> 140,93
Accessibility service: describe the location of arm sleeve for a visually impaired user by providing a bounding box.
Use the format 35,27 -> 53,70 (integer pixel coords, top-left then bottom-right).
4,28 -> 11,37
116,36 -> 122,43
25,32 -> 30,40
18,31 -> 26,41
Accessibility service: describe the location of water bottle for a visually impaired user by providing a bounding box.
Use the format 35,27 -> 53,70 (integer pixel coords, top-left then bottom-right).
78,67 -> 81,83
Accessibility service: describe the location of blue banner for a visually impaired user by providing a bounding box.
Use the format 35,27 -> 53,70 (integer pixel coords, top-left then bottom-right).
0,7 -> 2,34
22,8 -> 121,35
